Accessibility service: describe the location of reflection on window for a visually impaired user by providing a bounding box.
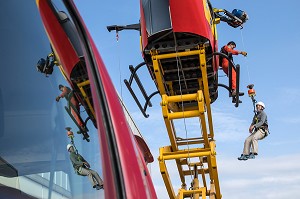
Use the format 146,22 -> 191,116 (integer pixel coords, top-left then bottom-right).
0,1 -> 104,198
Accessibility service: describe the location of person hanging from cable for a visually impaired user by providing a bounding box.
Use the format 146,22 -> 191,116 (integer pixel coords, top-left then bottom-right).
220,41 -> 247,98
67,144 -> 104,190
214,9 -> 249,28
238,101 -> 269,161
56,84 -> 85,131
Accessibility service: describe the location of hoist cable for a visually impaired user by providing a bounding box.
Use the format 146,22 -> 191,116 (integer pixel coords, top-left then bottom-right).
116,31 -> 123,100
240,29 -> 251,83
172,32 -> 194,182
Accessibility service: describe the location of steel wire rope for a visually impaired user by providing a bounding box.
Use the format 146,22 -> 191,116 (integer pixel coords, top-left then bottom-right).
240,29 -> 251,83
172,32 -> 194,186
115,31 -> 123,100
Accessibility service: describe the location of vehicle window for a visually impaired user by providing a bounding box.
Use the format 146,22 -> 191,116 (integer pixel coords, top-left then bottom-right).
0,1 -> 104,198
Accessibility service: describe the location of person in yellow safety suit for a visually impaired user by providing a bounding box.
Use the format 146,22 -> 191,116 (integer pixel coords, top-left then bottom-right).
67,144 -> 104,190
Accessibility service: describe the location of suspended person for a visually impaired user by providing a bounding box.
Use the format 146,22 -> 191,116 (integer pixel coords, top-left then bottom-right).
215,9 -> 249,28
220,41 -> 247,97
238,101 -> 269,160
56,84 -> 84,129
67,144 -> 104,190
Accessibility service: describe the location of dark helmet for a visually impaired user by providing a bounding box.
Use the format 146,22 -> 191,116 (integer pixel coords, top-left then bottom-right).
227,41 -> 236,46
36,58 -> 46,72
58,84 -> 64,90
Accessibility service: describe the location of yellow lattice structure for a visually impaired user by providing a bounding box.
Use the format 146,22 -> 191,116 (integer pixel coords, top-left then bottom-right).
150,45 -> 221,199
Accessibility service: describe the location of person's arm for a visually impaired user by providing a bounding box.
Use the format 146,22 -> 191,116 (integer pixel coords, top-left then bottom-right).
224,45 -> 247,56
249,115 -> 256,133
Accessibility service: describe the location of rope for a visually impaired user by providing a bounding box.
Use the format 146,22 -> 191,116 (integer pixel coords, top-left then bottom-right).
172,32 -> 194,181
116,31 -> 123,100
240,29 -> 251,83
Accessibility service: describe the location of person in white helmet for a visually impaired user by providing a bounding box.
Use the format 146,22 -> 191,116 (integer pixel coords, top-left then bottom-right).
238,101 -> 269,160
67,144 -> 104,190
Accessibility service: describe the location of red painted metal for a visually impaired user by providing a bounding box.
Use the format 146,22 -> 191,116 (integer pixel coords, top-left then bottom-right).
139,0 -> 148,54
38,1 -> 79,84
88,34 -> 157,199
37,1 -> 157,198
169,0 -> 214,44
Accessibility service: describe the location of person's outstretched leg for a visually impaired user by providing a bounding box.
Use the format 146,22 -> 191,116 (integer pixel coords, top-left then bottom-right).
252,129 -> 265,155
90,169 -> 104,187
78,167 -> 97,188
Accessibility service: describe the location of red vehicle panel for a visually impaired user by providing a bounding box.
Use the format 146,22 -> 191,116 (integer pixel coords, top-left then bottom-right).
37,1 -> 157,198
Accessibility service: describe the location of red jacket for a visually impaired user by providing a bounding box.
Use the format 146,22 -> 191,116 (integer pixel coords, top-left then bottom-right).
221,45 -> 239,67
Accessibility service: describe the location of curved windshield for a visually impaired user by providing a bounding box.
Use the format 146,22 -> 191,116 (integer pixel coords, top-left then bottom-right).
0,1 -> 104,198
142,0 -> 171,36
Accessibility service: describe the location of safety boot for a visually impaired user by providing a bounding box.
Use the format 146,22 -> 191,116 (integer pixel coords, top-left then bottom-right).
232,90 -> 244,96
248,152 -> 258,159
237,154 -> 249,161
232,97 -> 242,103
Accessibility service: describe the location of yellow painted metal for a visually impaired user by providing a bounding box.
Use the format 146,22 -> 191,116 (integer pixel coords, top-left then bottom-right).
209,183 -> 217,199
167,110 -> 201,120
198,46 -> 214,138
152,46 -> 221,199
162,150 -> 211,161
164,93 -> 198,103
77,80 -> 90,87
175,159 -> 187,189
206,141 -> 221,198
76,80 -> 95,118
161,96 -> 178,151
199,107 -> 210,148
155,50 -> 201,60
151,52 -> 166,95
182,168 -> 209,176
178,187 -> 206,199
159,156 -> 176,199
159,148 -> 212,161
193,177 -> 200,199
159,147 -> 186,189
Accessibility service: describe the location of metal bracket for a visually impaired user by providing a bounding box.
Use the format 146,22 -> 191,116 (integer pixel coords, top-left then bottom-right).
124,62 -> 159,118
212,52 -> 241,107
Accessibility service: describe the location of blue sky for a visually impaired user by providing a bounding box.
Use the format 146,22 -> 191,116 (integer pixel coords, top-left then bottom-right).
74,1 -> 300,198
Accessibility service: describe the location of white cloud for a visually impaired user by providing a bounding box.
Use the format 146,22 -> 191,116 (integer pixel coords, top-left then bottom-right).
129,93 -> 300,199
218,154 -> 300,199
212,108 -> 249,142
148,151 -> 300,199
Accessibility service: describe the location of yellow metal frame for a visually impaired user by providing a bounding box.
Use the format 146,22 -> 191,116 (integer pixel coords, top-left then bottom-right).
77,80 -> 95,119
151,46 -> 221,199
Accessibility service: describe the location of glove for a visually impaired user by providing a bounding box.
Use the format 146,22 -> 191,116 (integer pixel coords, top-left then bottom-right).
241,51 -> 247,56
55,96 -> 61,102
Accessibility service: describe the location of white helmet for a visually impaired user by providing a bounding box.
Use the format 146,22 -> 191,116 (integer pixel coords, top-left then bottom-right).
67,144 -> 74,151
256,101 -> 265,109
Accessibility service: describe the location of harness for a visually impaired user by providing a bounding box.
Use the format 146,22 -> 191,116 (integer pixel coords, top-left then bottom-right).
72,153 -> 87,176
253,113 -> 269,138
